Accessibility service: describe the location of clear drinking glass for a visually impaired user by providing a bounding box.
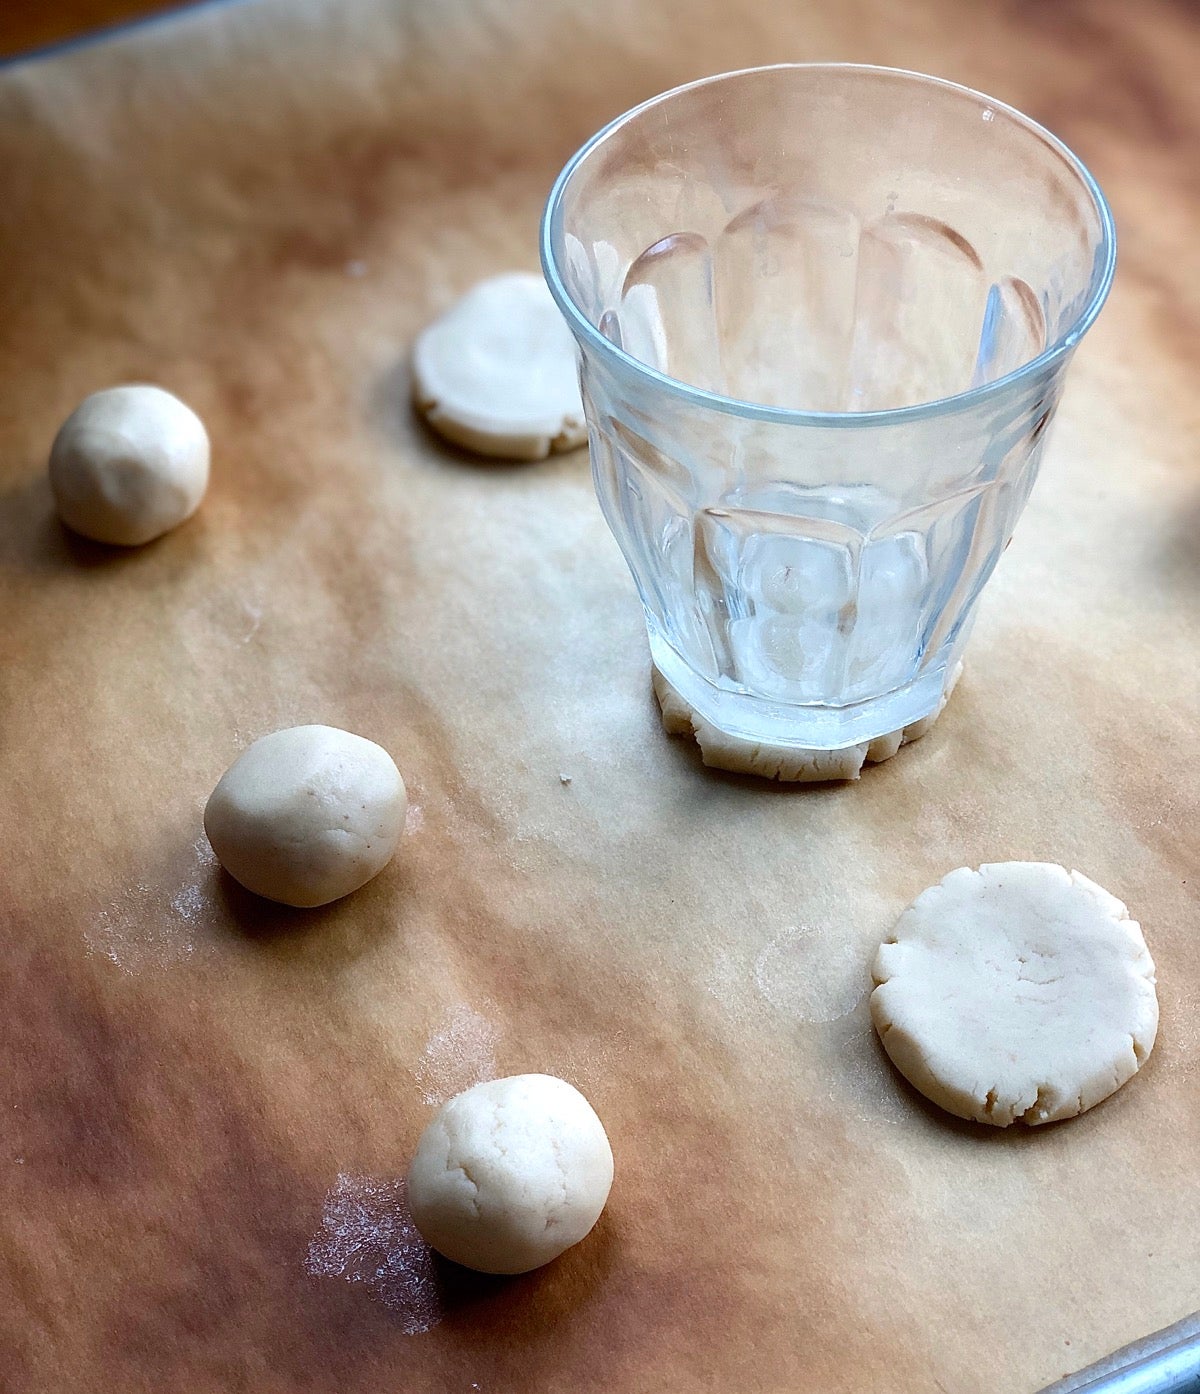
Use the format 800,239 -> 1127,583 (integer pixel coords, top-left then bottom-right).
541,65 -> 1115,749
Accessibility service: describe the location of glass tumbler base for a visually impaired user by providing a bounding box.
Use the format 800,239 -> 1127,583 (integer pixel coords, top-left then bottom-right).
647,627 -> 957,753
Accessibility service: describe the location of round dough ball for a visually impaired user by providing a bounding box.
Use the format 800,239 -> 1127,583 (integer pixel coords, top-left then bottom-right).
871,862 -> 1158,1126
204,725 -> 406,907
49,385 -> 210,546
407,1074 -> 614,1274
412,272 -> 586,461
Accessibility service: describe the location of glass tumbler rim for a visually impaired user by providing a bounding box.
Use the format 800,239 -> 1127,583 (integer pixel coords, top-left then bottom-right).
540,62 -> 1117,430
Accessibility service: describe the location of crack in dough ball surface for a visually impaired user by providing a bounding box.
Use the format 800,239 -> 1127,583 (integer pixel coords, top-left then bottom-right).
871,862 -> 1158,1126
204,725 -> 406,907
48,385 -> 210,545
412,272 -> 586,461
406,1074 -> 614,1274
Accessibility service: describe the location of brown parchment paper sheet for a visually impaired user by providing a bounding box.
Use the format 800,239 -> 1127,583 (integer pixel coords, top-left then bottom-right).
0,1 -> 1197,1390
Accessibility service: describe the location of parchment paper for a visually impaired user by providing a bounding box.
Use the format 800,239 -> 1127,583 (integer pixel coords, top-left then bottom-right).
1,1 -> 1197,1390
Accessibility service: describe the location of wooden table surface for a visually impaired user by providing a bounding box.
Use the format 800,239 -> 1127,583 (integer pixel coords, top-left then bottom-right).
1,2 -> 1197,1392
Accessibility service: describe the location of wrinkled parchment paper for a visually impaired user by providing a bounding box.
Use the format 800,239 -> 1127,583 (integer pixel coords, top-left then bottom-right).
1,1 -> 1197,1390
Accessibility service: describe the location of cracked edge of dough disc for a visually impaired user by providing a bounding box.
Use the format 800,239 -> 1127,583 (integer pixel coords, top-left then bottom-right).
413,389 -> 587,462
412,272 -> 588,462
869,862 -> 1159,1127
650,661 -> 962,782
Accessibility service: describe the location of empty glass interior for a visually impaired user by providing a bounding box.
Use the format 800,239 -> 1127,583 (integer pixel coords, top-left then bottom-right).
552,66 -> 1111,413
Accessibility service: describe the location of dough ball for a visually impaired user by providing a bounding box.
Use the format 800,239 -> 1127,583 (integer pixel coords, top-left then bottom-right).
412,272 -> 586,461
204,724 -> 406,907
407,1074 -> 614,1274
871,863 -> 1158,1126
49,384 -> 209,546
652,662 -> 962,782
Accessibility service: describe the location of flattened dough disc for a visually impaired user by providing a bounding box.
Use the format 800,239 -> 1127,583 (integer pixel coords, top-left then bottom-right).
651,662 -> 962,782
412,272 -> 586,461
871,862 -> 1158,1126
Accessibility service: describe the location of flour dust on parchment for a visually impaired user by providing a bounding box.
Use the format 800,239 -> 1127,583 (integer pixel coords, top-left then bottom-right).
752,923 -> 867,1024
177,587 -> 267,657
825,1007 -> 913,1126
304,1174 -> 441,1334
85,836 -> 217,973
414,1004 -> 499,1105
413,1001 -> 624,1102
706,926 -> 909,1124
551,1030 -> 630,1091
708,922 -> 866,1027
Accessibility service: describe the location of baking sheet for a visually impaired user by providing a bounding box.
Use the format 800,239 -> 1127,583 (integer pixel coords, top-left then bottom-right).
1,0 -> 1198,1390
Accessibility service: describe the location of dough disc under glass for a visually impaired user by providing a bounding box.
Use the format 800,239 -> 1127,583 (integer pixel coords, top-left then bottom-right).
651,662 -> 961,782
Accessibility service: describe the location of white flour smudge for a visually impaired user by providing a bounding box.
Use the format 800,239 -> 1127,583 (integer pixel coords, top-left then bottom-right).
553,1030 -> 629,1090
169,881 -> 207,925
178,589 -> 266,658
1158,983 -> 1197,1071
86,881 -> 197,974
404,803 -> 425,836
829,1010 -> 912,1126
85,837 -> 215,972
304,1174 -> 441,1334
170,836 -> 218,926
415,1005 -> 499,1105
752,924 -> 866,1024
239,599 -> 263,644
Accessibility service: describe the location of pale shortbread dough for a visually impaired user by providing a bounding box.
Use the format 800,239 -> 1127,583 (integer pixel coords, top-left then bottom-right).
204,724 -> 406,907
871,863 -> 1158,1126
412,272 -> 586,461
49,384 -> 209,546
407,1074 -> 613,1274
652,662 -> 962,782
